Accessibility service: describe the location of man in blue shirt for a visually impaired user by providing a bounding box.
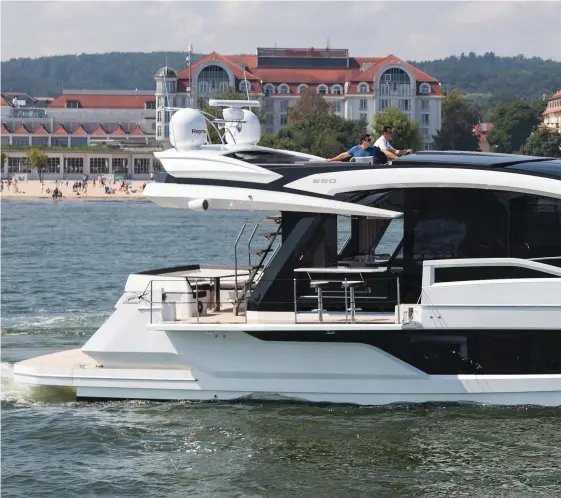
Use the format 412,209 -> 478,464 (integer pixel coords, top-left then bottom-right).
326,134 -> 377,162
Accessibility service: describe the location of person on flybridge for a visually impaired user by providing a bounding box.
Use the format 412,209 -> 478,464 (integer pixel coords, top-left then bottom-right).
374,126 -> 412,161
326,134 -> 380,162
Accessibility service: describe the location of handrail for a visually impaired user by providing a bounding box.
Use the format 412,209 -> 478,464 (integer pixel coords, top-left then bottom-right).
233,222 -> 248,300
247,223 -> 260,266
133,275 -> 402,325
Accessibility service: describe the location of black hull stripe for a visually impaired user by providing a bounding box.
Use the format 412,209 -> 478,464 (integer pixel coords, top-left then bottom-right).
156,163 -> 561,201
246,329 -> 561,375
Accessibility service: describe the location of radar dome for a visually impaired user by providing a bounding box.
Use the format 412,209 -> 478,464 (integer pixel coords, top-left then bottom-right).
169,108 -> 208,150
224,109 -> 261,145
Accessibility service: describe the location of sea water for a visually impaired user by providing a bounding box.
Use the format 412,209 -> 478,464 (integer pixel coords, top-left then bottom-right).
2,200 -> 561,497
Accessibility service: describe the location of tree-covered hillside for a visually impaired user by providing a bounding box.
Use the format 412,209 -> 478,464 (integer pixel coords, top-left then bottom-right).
1,52 -> 204,96
1,51 -> 560,101
412,52 -> 561,100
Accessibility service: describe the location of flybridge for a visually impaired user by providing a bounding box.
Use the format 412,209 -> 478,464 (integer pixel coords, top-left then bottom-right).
256,47 -> 350,69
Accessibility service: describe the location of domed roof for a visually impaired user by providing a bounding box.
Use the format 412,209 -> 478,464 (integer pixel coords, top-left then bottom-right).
155,66 -> 177,78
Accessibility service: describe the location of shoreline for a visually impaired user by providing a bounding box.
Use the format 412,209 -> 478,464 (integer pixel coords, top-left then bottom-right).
0,194 -> 147,201
1,179 -> 149,201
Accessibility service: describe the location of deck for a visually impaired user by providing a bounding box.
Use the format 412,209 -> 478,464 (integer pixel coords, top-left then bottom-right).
156,303 -> 397,325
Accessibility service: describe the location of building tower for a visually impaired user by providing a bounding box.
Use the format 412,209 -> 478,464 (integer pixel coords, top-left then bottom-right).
154,66 -> 178,143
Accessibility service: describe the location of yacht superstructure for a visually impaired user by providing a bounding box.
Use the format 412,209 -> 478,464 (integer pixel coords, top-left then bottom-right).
13,100 -> 561,405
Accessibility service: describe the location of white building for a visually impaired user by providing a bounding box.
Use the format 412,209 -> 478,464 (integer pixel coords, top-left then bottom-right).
543,90 -> 561,131
1,90 -> 156,148
154,47 -> 443,150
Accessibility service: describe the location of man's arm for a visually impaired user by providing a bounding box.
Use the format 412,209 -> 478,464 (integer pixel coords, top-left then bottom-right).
382,147 -> 413,160
327,151 -> 351,162
381,148 -> 400,160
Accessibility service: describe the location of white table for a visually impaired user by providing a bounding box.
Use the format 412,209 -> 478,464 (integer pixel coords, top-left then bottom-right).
294,267 -> 387,274
183,269 -> 249,310
294,267 -> 387,286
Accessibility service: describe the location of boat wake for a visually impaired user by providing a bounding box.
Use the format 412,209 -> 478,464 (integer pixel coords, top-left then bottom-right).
1,362 -> 76,405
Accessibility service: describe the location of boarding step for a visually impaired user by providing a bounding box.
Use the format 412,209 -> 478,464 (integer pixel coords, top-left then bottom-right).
249,248 -> 273,255
267,215 -> 282,223
257,231 -> 281,238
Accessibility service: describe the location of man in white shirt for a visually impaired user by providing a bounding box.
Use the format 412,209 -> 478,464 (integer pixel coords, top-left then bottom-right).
374,126 -> 412,161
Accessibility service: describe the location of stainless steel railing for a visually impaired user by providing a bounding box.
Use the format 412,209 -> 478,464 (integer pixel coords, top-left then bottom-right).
133,275 -> 402,326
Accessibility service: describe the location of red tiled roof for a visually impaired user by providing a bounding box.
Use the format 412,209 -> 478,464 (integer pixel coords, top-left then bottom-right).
249,67 -> 350,84
91,124 -> 107,135
178,51 -> 259,81
129,124 -> 145,136
48,94 -> 156,109
356,54 -> 437,82
227,55 -> 257,68
1,123 -> 9,134
543,107 -> 561,116
1,95 -> 11,107
33,123 -> 50,135
176,52 -> 440,96
110,125 -> 127,135
72,124 -> 88,135
548,91 -> 561,101
474,123 -> 494,143
14,124 -> 30,135
53,124 -> 69,135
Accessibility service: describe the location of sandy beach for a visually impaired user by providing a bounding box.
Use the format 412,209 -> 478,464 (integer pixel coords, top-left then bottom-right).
0,179 -> 150,200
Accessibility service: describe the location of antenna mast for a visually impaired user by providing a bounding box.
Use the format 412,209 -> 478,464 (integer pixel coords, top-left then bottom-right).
187,44 -> 193,108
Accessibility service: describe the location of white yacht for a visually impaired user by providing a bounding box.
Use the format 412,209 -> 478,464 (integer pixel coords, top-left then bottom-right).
13,100 -> 561,405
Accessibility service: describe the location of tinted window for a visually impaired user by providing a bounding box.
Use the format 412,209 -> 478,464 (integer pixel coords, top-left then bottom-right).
225,151 -> 309,164
406,189 -> 509,263
510,195 -> 561,259
506,160 -> 561,180
435,265 -> 556,283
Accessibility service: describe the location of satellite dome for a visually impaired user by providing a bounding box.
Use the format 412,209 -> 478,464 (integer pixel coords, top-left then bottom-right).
155,66 -> 177,78
169,108 -> 208,150
224,109 -> 261,146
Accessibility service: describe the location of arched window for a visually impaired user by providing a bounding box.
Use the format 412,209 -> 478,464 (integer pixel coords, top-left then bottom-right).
358,82 -> 369,93
317,84 -> 328,95
297,84 -> 308,94
380,67 -> 411,96
197,65 -> 230,94
278,84 -> 290,94
419,82 -> 431,95
331,84 -> 343,95
263,83 -> 275,96
239,80 -> 251,92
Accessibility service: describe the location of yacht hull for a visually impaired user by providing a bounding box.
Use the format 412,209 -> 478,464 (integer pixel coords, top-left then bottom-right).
12,339 -> 561,406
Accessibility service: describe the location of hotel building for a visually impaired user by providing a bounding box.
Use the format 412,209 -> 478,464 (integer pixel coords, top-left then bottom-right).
155,47 -> 443,150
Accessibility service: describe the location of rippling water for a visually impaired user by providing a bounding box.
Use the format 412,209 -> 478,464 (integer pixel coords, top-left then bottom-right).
2,200 -> 561,497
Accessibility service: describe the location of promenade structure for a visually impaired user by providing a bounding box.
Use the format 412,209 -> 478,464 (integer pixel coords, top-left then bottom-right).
1,90 -> 156,148
155,47 -> 443,150
1,149 -> 161,181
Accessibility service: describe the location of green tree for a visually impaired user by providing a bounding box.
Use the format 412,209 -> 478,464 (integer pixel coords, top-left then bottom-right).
433,89 -> 480,151
519,127 -> 561,157
486,100 -> 543,153
287,87 -> 331,125
257,114 -> 367,158
26,148 -> 48,181
372,108 -> 422,151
